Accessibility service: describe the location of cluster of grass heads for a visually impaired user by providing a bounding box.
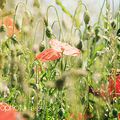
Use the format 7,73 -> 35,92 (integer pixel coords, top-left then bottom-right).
0,0 -> 120,120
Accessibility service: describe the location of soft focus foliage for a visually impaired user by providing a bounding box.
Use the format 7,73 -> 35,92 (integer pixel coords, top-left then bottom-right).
0,0 -> 120,120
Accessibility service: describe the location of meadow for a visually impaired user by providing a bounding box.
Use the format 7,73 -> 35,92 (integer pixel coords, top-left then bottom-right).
0,0 -> 120,120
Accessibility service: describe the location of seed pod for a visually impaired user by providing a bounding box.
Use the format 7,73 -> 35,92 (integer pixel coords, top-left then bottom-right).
111,21 -> 116,29
76,40 -> 82,50
84,10 -> 90,24
0,24 -> 6,32
46,26 -> 53,38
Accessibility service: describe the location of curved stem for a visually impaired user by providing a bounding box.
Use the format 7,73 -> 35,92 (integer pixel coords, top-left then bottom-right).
51,20 -> 61,39
98,0 -> 106,24
51,20 -> 58,29
74,28 -> 82,39
34,19 -> 45,43
70,1 -> 87,35
26,0 -> 28,5
112,0 -> 114,18
46,5 -> 63,40
13,2 -> 26,35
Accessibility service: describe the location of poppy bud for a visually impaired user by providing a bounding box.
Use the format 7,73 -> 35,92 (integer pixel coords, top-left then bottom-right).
39,44 -> 45,52
58,108 -> 65,117
55,77 -> 65,90
111,21 -> 116,29
84,10 -> 90,25
15,22 -> 20,31
11,34 -> 18,44
46,26 -> 53,38
33,0 -> 40,8
117,29 -> 120,37
89,86 -> 94,94
76,40 -> 82,50
22,113 -> 31,120
0,24 -> 6,32
94,27 -> 99,36
112,108 -> 118,118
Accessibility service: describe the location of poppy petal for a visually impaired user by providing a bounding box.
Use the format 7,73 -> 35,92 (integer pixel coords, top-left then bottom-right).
0,17 -> 19,37
49,39 -> 80,56
108,74 -> 120,97
36,48 -> 62,62
0,103 -> 17,120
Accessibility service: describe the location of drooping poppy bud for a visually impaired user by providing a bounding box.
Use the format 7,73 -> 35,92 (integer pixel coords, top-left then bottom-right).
0,24 -> 6,32
111,20 -> 116,29
39,44 -> 45,52
46,26 -> 53,38
11,34 -> 18,44
112,108 -> 118,118
58,108 -> 65,118
76,40 -> 82,50
84,10 -> 90,25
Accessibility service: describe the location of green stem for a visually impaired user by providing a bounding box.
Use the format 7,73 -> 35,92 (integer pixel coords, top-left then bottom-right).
13,2 -> 26,34
70,1 -> 87,35
98,0 -> 106,24
33,19 -> 45,43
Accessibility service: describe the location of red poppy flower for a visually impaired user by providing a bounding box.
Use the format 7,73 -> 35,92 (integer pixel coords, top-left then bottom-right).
35,48 -> 62,62
118,113 -> 120,120
0,17 -> 19,37
49,39 -> 80,56
108,74 -> 120,97
0,102 -> 17,120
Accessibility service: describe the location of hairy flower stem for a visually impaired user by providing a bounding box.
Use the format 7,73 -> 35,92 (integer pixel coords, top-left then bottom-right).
98,0 -> 106,24
46,5 -> 63,40
33,19 -> 45,45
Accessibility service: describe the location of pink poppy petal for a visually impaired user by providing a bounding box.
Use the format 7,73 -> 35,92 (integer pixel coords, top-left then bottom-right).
49,39 -> 80,56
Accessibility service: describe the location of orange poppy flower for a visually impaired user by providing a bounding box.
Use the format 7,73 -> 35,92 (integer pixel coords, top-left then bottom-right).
49,39 -> 80,56
0,17 -> 19,37
35,48 -> 62,62
0,102 -> 17,120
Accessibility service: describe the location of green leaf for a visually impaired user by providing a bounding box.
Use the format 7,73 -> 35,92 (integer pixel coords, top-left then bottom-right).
55,0 -> 72,18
